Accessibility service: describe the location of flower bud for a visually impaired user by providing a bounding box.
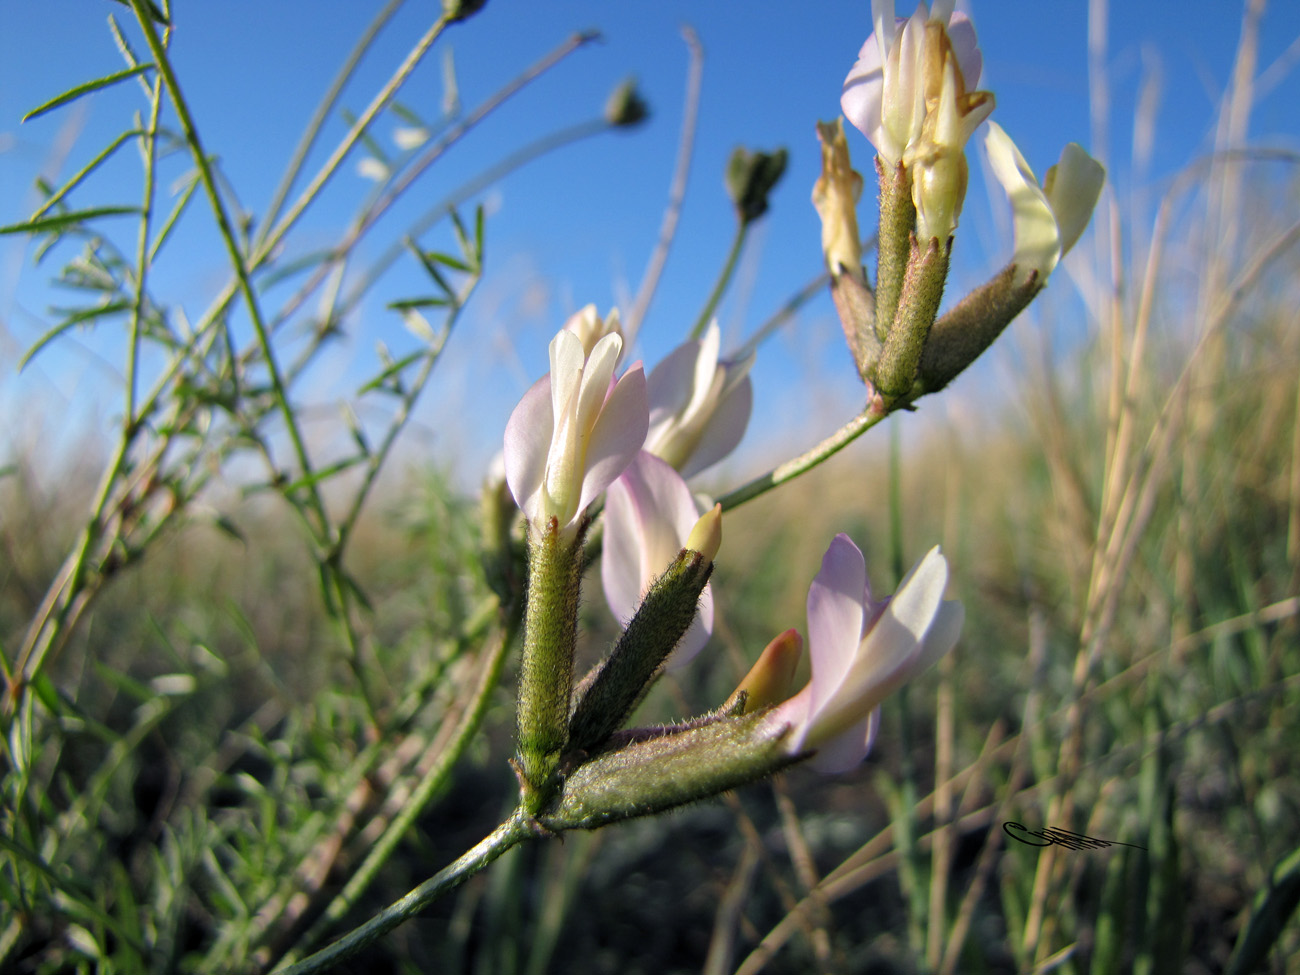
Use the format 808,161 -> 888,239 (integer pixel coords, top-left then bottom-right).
726,629 -> 802,714
685,503 -> 722,564
726,146 -> 789,224
812,120 -> 865,278
605,77 -> 650,129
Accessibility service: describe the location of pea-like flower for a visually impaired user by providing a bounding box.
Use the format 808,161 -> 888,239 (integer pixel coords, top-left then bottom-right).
984,121 -> 1106,287
562,303 -> 624,359
644,322 -> 754,478
765,534 -> 963,773
602,451 -> 714,667
503,329 -> 648,536
841,2 -> 988,172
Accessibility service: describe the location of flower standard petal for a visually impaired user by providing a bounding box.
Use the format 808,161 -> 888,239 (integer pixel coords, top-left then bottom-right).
803,534 -> 869,743
578,362 -> 648,516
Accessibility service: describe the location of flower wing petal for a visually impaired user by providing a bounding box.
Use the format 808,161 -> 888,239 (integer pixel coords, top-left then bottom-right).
678,373 -> 752,479
985,121 -> 1060,286
1043,143 -> 1105,257
809,706 -> 881,774
502,374 -> 553,524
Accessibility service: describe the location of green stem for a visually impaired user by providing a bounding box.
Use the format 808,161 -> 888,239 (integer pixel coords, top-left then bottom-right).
257,0 -> 408,242
272,809 -> 533,975
716,407 -> 886,512
690,219 -> 749,340
125,74 -> 161,429
130,0 -> 328,537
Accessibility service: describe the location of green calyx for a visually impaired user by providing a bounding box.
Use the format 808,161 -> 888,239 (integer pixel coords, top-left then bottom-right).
515,517 -> 586,811
541,709 -> 796,831
568,547 -> 714,755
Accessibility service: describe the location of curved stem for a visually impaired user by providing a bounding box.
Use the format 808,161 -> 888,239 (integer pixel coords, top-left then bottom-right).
271,808 -> 533,975
690,219 -> 749,340
715,407 -> 886,512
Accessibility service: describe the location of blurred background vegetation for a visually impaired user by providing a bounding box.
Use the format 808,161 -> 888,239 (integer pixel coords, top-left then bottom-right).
3,1 -> 1300,973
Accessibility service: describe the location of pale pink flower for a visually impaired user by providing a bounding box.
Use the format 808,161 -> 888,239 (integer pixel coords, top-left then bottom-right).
767,534 -> 963,773
503,329 -> 647,535
601,451 -> 714,667
841,2 -> 984,169
644,322 -> 753,479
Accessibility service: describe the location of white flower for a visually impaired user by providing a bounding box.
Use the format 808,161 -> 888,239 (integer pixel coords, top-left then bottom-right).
984,121 -> 1105,287
766,534 -> 963,773
644,322 -> 753,479
601,452 -> 714,668
503,330 -> 647,535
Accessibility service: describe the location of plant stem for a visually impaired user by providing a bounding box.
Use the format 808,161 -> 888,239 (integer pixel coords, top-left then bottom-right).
271,809 -> 533,975
690,219 -> 749,340
716,406 -> 886,512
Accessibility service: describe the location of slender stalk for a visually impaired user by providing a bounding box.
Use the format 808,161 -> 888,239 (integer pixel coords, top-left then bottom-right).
690,219 -> 748,340
274,611 -> 516,969
257,11 -> 452,263
627,25 -> 703,339
130,0 -> 328,537
272,809 -> 533,975
258,0 -> 408,242
716,407 -> 886,512
125,60 -> 164,431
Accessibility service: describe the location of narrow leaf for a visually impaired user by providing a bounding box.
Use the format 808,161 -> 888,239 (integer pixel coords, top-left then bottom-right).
23,65 -> 155,123
0,206 -> 139,237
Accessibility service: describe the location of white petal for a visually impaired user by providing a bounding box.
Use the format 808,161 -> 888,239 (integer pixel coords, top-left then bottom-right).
946,12 -> 982,87
1043,144 -> 1105,257
985,121 -> 1061,287
828,546 -> 949,718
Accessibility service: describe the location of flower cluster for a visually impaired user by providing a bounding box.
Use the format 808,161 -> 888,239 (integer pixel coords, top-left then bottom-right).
817,0 -> 1105,408
494,0 -> 1100,834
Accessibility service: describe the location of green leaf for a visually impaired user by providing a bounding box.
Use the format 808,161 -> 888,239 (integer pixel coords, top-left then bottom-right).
1226,844 -> 1300,975
0,206 -> 139,237
358,349 -> 425,394
20,301 -> 132,369
22,65 -> 155,123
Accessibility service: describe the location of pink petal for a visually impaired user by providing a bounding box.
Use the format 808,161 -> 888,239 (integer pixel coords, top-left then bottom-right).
646,341 -> 700,432
809,707 -> 881,773
502,374 -> 553,524
841,31 -> 887,144
805,534 -> 869,722
600,451 -> 714,666
578,363 -> 649,516
834,546 -> 950,710
679,374 -> 752,479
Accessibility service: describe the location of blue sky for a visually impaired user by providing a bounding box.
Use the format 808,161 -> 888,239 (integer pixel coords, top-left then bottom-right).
3,1 -> 1299,485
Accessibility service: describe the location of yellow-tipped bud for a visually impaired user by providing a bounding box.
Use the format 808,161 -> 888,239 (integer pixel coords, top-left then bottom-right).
685,503 -> 722,563
727,628 -> 803,714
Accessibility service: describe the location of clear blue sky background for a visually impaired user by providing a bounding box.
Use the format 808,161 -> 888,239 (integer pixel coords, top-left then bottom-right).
3,1 -> 1299,487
